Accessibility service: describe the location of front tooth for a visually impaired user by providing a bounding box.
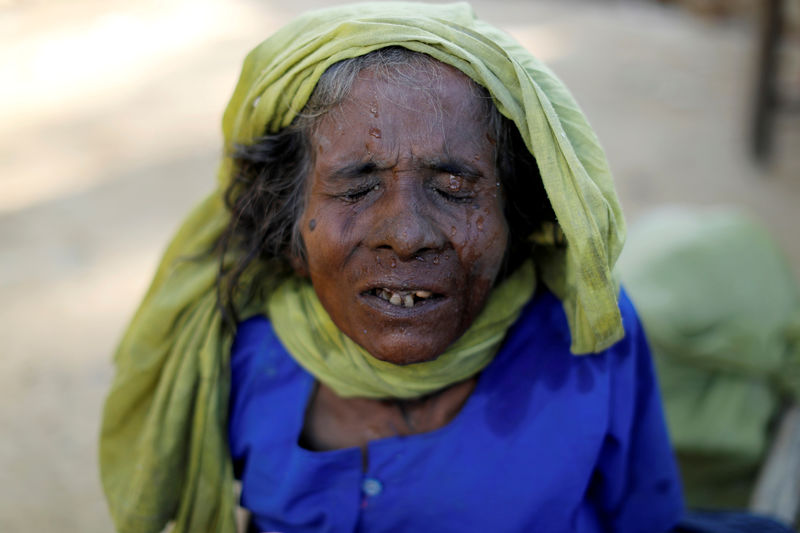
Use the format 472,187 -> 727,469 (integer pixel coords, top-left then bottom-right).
381,289 -> 392,301
415,290 -> 432,299
389,292 -> 402,306
403,294 -> 414,308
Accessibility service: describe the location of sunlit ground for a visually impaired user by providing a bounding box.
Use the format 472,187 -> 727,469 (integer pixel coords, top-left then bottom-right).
1,0 -> 798,530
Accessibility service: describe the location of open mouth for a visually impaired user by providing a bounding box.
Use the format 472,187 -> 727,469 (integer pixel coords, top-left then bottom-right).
367,287 -> 441,308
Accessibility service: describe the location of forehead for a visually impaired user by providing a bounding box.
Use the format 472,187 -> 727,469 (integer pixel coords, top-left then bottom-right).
312,61 -> 493,158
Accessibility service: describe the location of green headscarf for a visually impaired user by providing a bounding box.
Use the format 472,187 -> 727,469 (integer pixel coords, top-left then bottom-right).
99,3 -> 626,532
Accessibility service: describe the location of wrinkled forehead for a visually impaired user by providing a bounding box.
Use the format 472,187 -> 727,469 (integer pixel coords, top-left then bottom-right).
306,51 -> 499,152
312,62 -> 498,162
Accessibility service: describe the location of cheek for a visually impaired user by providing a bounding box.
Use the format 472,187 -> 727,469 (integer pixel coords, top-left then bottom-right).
457,202 -> 508,277
461,215 -> 508,318
300,204 -> 362,272
299,205 -> 329,269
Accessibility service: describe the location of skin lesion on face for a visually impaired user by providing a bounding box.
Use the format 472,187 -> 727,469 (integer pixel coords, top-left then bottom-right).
297,60 -> 509,366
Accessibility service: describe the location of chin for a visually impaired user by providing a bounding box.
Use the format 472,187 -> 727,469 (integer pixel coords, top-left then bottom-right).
357,335 -> 455,366
369,350 -> 442,366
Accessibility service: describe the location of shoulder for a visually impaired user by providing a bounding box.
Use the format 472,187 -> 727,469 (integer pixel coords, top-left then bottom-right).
230,315 -> 273,366
494,286 -> 655,425
229,314 -> 297,390
232,315 -> 272,351
616,287 -> 647,348
504,286 -> 647,362
607,287 -> 655,380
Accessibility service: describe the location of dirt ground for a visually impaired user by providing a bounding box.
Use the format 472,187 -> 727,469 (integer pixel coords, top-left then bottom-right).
1,0 -> 798,531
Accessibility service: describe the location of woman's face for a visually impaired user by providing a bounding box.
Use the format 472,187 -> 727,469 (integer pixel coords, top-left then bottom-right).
299,62 -> 508,365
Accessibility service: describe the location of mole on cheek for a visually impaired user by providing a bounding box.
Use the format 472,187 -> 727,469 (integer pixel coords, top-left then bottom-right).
309,219 -> 317,231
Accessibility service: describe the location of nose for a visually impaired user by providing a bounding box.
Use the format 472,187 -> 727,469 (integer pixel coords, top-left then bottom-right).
364,186 -> 446,259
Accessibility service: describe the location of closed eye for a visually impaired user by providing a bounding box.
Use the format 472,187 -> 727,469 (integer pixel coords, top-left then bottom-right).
430,171 -> 475,203
433,186 -> 473,203
341,183 -> 379,203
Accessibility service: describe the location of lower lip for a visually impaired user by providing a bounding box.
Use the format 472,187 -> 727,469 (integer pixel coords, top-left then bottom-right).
359,292 -> 446,318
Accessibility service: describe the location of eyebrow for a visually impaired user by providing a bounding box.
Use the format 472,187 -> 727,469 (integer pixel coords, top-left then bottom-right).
326,157 -> 485,181
426,158 -> 484,181
327,161 -> 379,181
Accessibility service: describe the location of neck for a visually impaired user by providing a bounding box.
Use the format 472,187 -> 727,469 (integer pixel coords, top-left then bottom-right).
300,376 -> 478,455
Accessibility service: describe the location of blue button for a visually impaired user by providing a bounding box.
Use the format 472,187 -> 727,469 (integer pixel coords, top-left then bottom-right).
362,478 -> 382,497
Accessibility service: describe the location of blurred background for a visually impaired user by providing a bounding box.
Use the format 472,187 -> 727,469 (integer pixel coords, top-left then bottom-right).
1,0 -> 799,530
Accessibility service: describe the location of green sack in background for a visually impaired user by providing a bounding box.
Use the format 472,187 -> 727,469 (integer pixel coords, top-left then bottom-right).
617,207 -> 800,509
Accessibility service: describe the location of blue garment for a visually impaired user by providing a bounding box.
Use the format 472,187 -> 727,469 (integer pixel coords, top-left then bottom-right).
228,290 -> 684,533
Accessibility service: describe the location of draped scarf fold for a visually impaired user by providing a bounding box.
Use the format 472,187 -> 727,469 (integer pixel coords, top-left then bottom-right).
99,3 -> 626,532
267,261 -> 536,399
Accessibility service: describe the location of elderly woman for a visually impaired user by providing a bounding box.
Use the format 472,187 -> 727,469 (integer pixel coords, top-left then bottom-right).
99,3 -> 683,532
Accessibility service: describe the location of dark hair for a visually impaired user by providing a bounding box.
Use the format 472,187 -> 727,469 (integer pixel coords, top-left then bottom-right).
216,47 -> 553,325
